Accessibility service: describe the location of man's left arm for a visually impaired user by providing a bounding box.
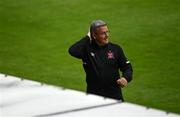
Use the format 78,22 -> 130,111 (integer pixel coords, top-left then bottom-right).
117,46 -> 133,87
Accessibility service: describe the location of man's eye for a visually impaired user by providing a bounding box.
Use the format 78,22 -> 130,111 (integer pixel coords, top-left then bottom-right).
101,31 -> 109,35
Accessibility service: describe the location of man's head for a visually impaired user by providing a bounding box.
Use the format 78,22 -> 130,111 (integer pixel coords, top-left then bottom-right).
90,20 -> 109,46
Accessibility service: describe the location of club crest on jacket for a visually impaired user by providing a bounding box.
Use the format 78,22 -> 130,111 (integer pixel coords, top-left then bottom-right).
107,50 -> 114,59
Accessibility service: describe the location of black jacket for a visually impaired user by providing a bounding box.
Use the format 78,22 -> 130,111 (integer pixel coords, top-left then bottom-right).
69,36 -> 133,100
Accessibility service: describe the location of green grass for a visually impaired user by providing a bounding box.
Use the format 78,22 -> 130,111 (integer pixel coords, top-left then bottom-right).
0,0 -> 180,114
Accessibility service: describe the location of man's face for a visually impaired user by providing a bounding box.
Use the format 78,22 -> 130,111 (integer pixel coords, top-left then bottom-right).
93,25 -> 109,46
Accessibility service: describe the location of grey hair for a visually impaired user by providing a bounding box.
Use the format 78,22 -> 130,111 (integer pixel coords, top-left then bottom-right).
90,20 -> 107,33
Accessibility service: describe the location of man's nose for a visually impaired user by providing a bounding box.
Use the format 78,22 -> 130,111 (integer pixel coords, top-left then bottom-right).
105,32 -> 109,37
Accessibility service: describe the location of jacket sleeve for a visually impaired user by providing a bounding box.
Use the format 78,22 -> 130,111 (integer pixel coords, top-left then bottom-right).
68,36 -> 89,59
117,46 -> 133,82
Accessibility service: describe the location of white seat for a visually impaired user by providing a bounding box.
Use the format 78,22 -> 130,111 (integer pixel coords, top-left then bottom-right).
0,73 -> 179,117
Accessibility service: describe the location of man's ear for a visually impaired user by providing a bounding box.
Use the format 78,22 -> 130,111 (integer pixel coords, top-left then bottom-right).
91,32 -> 96,39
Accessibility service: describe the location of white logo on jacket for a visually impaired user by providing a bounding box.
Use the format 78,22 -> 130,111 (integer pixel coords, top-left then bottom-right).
90,52 -> 95,57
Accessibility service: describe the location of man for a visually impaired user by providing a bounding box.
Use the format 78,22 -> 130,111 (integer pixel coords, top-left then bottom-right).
68,20 -> 133,101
